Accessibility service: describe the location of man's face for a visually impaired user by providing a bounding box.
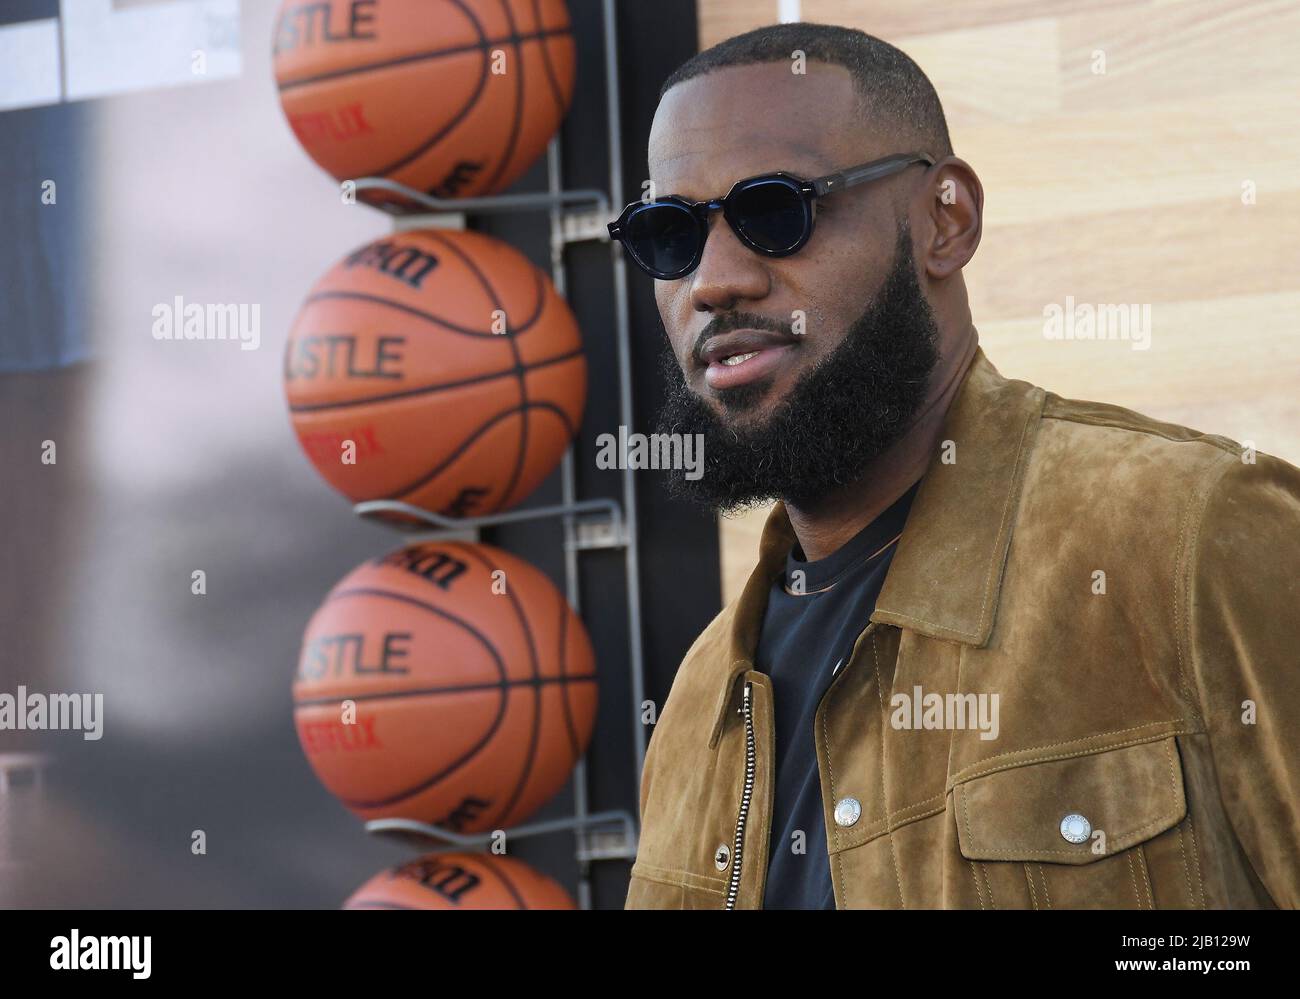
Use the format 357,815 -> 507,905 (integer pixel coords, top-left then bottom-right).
648,61 -> 941,510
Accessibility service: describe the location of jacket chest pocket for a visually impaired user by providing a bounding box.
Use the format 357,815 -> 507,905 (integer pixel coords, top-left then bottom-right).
951,736 -> 1202,909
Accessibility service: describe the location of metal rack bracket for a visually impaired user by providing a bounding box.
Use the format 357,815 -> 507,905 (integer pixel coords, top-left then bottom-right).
354,496 -> 626,549
364,810 -> 638,862
353,176 -> 610,231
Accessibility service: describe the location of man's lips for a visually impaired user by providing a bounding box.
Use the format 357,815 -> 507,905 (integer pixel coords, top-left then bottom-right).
697,329 -> 800,390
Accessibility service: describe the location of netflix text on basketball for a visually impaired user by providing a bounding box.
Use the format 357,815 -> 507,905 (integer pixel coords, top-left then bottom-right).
284,229 -> 585,519
293,540 -> 597,835
273,0 -> 574,200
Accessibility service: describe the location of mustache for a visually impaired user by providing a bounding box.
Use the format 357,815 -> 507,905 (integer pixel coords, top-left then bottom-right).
691,311 -> 796,359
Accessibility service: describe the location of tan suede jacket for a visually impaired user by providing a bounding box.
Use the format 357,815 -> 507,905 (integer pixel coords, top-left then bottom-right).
626,348 -> 1300,909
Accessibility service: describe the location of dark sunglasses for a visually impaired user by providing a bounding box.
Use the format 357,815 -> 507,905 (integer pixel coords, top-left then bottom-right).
608,152 -> 934,280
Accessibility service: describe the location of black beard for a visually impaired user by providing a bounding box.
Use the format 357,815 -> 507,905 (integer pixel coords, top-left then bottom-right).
653,227 -> 940,513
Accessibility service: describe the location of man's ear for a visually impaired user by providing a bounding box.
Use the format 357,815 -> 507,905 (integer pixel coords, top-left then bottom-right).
918,157 -> 983,280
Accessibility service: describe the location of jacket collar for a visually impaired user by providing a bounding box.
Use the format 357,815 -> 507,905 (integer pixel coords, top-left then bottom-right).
710,347 -> 1045,745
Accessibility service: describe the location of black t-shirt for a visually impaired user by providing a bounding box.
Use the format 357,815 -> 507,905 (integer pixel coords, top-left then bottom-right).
754,479 -> 921,909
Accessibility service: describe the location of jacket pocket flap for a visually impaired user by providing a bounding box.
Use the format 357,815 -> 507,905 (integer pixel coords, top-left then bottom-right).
953,737 -> 1186,865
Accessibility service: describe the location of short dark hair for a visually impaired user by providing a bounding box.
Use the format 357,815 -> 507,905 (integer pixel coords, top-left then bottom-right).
659,22 -> 953,158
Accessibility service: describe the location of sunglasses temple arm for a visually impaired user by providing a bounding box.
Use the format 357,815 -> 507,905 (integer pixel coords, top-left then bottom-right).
812,154 -> 935,197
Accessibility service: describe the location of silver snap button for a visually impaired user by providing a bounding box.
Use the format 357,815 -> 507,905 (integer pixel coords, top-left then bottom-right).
1060,813 -> 1091,844
833,797 -> 862,828
714,844 -> 731,870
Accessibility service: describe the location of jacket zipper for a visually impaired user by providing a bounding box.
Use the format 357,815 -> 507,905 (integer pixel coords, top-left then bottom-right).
724,680 -> 756,910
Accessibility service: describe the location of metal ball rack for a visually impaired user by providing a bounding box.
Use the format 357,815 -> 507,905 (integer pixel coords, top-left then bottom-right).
347,0 -> 645,910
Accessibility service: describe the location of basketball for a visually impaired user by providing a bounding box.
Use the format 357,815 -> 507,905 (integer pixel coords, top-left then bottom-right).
272,0 -> 575,203
344,852 -> 575,909
284,228 -> 586,519
293,540 -> 597,832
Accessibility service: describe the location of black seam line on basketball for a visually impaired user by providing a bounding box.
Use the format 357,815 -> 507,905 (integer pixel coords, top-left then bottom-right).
480,0 -> 527,195
491,394 -> 530,515
480,856 -> 529,909
556,583 -> 580,761
419,225 -> 535,513
446,542 -> 544,832
293,673 -> 596,709
314,586 -> 511,810
283,0 -> 498,190
364,0 -> 492,181
285,346 -> 584,414
302,288 -> 544,340
442,540 -> 543,833
532,0 -> 567,115
403,230 -> 548,342
404,231 -> 538,513
390,400 -> 577,503
274,26 -> 572,93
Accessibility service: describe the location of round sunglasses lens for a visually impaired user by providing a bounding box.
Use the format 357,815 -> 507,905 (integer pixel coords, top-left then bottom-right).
624,203 -> 699,276
731,180 -> 808,252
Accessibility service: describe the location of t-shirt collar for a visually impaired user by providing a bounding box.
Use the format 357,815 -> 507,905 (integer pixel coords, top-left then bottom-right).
784,477 -> 923,593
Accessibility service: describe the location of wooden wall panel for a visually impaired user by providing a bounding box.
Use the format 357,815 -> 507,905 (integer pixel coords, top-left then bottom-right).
693,1 -> 1300,604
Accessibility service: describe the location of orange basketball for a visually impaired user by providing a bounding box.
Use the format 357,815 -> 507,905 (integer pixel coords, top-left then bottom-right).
273,0 -> 575,202
344,853 -> 575,909
293,540 -> 597,832
284,228 -> 586,519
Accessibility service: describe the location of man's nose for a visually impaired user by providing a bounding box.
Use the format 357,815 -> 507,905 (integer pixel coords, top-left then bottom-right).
688,213 -> 770,313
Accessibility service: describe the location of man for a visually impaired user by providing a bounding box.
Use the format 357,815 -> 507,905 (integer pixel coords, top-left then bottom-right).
611,23 -> 1300,909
